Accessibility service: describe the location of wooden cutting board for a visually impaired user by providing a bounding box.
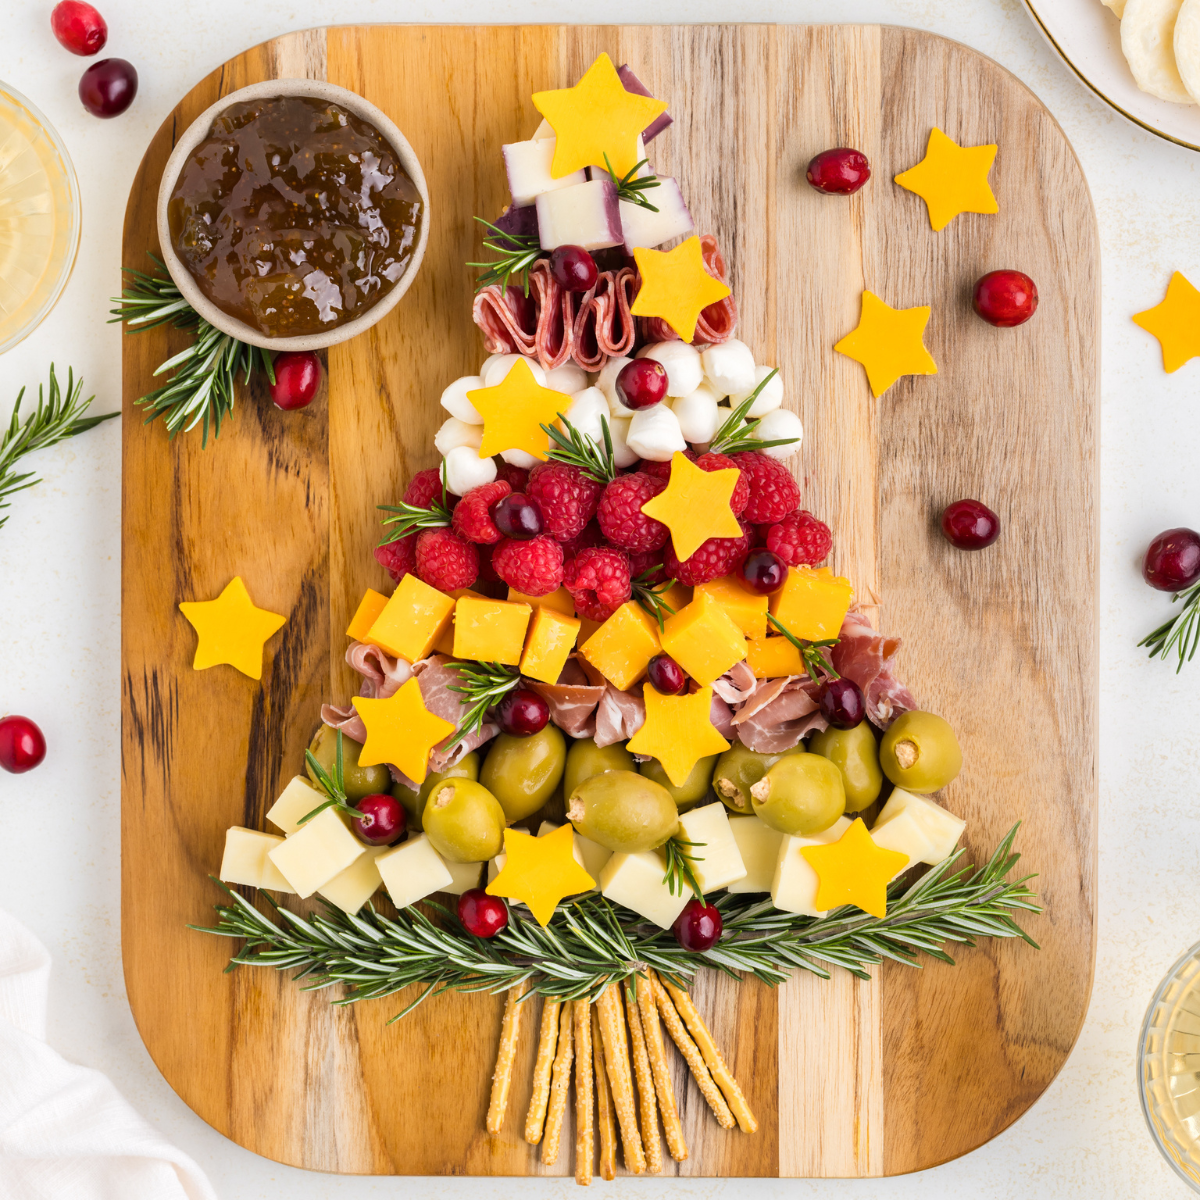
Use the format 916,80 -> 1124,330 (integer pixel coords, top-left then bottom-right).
120,23 -> 1098,1178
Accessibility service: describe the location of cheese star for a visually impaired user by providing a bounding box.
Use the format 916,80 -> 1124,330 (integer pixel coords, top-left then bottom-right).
178,577 -> 286,680
834,291 -> 938,398
532,52 -> 667,179
467,359 -> 572,461
352,677 -> 455,786
639,450 -> 742,561
630,236 -> 732,343
626,685 -> 730,788
894,127 -> 998,232
1133,272 -> 1200,373
487,825 -> 596,926
800,818 -> 909,919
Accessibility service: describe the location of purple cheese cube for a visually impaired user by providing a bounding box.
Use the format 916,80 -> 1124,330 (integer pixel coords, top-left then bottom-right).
618,177 -> 693,252
535,179 -> 622,252
502,138 -> 586,207
617,63 -> 673,143
494,204 -> 539,247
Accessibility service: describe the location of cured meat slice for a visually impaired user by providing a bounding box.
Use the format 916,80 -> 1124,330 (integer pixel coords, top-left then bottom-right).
595,684 -> 645,747
345,641 -> 414,700
712,660 -> 756,706
473,260 -> 573,368
709,694 -> 735,740
734,679 -> 827,753
637,235 -> 737,348
573,268 -> 638,370
831,611 -> 918,729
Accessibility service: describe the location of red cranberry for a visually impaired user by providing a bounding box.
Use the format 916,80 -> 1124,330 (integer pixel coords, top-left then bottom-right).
269,351 -> 322,410
1143,528 -> 1200,592
941,499 -> 1001,550
458,888 -> 508,938
78,57 -> 137,117
353,793 -> 406,845
0,716 -> 46,774
972,270 -> 1038,328
550,245 -> 599,293
51,1 -> 107,55
647,654 -> 686,695
672,899 -> 722,951
738,548 -> 787,595
820,679 -> 866,730
806,148 -> 871,195
615,359 -> 668,410
492,492 -> 543,540
497,688 -> 550,736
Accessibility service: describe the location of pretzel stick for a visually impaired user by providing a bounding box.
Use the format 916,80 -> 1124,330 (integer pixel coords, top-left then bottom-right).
572,1000 -> 594,1185
650,972 -> 734,1129
541,1001 -> 575,1166
525,997 -> 562,1144
659,976 -> 758,1134
622,981 -> 663,1173
592,1009 -> 617,1181
635,974 -> 688,1162
595,985 -> 646,1174
487,980 -> 528,1134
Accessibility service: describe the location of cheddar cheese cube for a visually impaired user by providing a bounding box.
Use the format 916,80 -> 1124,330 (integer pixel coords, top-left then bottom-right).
659,590 -> 747,686
746,635 -> 806,679
220,827 -> 296,893
368,575 -> 455,662
659,581 -> 693,619
769,566 -> 853,642
695,575 -> 768,638
453,596 -> 531,665
508,585 -> 576,617
434,588 -> 485,656
520,606 -> 582,684
346,588 -> 389,642
580,601 -> 661,690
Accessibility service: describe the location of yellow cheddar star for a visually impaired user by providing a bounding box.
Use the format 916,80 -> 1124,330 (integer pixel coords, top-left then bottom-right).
834,291 -> 938,398
626,685 -> 730,788
800,818 -> 909,919
467,359 -> 572,462
532,52 -> 668,179
630,236 -> 732,343
487,825 -> 596,926
352,677 -> 455,786
894,127 -> 998,232
639,451 -> 743,562
1133,272 -> 1200,373
179,577 -> 286,681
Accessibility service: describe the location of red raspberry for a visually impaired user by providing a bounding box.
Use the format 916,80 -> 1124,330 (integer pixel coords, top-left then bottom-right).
597,473 -> 668,553
664,521 -> 752,587
492,535 -> 565,597
565,546 -> 632,622
495,462 -> 529,492
451,480 -> 511,545
404,468 -> 447,508
731,452 -> 800,524
374,534 -> 416,583
415,528 -> 478,591
628,550 -> 667,584
639,449 -> 696,481
559,520 -> 604,575
764,510 -> 832,566
693,451 -> 749,516
527,462 -> 603,541
473,547 -> 507,599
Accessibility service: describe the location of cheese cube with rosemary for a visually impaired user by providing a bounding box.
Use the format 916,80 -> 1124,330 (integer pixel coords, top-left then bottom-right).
502,137 -> 586,207
442,859 -> 484,896
745,635 -> 807,679
267,808 -> 365,899
453,596 -> 531,665
873,789 -> 966,865
869,809 -> 935,877
535,179 -> 623,251
368,574 -> 456,663
727,816 -> 785,893
619,176 -> 693,252
580,600 -> 661,690
676,803 -> 747,892
318,846 -> 387,913
220,827 -> 296,893
771,816 -> 852,916
265,775 -> 323,835
376,833 -> 453,909
600,850 -> 689,929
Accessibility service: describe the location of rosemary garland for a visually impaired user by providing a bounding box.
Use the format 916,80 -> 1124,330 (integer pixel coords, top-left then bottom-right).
468,218 -> 544,295
1138,582 -> 1200,672
603,154 -> 661,211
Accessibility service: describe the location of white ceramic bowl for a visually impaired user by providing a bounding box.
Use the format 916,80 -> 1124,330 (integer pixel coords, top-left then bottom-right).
156,79 -> 430,351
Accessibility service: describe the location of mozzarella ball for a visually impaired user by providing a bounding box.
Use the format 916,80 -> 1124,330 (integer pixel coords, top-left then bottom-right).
671,384 -> 723,445
753,408 -> 803,459
500,447 -> 539,469
440,375 -> 485,424
545,362 -> 589,394
732,364 -> 784,418
608,417 -> 639,469
562,387 -> 611,444
443,446 -> 497,495
700,339 -> 756,398
483,353 -> 548,388
637,340 -> 704,398
627,404 -> 687,462
434,417 -> 483,456
479,352 -> 505,377
596,355 -> 635,415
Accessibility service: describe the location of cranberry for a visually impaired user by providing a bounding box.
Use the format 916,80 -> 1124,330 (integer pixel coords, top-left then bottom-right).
940,499 -> 1001,551
458,888 -> 508,938
269,351 -> 322,410
78,58 -> 137,117
615,359 -> 668,411
492,492 -> 544,540
738,548 -> 787,595
672,898 -> 723,951
1143,528 -> 1200,592
497,688 -> 550,736
806,148 -> 871,195
820,679 -> 866,730
647,654 -> 686,695
0,716 -> 46,774
353,793 -> 405,846
550,245 -> 599,293
972,270 -> 1038,328
51,1 -> 107,55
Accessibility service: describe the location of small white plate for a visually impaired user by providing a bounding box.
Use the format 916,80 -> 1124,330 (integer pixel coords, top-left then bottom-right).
1024,0 -> 1200,150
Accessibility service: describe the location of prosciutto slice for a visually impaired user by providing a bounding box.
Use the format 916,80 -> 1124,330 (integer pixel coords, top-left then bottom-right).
527,659 -> 607,738
712,660 -> 757,706
735,679 -> 827,753
831,611 -> 918,729
346,641 -> 413,699
709,693 -> 735,740
595,684 -> 645,747
637,235 -> 738,348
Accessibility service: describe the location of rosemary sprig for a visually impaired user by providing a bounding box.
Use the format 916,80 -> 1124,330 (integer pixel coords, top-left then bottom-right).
1138,581 -> 1200,672
707,371 -> 797,456
467,217 -> 544,296
632,568 -> 678,631
445,662 -> 522,752
542,413 -> 617,484
299,731 -> 363,825
663,836 -> 706,900
0,366 -> 117,531
767,613 -> 840,682
603,153 -> 661,212
378,463 -> 454,545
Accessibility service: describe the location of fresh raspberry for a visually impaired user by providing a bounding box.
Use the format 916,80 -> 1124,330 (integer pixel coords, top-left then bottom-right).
559,520 -> 605,574
639,449 -> 696,481
565,546 -> 632,622
664,521 -> 752,587
415,528 -> 478,591
403,468 -> 447,508
597,473 -> 668,553
451,480 -> 511,545
731,452 -> 800,523
374,534 -> 416,583
627,550 -> 667,584
764,510 -> 832,566
473,547 -> 507,599
495,462 -> 529,493
492,535 -> 565,597
693,451 -> 749,516
527,462 -> 603,542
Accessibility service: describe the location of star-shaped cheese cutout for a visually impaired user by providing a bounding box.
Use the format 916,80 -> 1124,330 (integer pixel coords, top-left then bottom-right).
487,825 -> 596,926
894,128 -> 998,232
639,450 -> 743,561
178,577 -> 286,680
630,236 -> 732,343
1133,272 -> 1200,373
626,684 -> 730,788
532,52 -> 668,179
352,677 -> 455,786
834,291 -> 938,398
467,359 -> 572,462
800,818 -> 909,919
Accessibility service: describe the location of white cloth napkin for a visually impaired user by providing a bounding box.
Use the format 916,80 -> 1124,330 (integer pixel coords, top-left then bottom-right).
0,909 -> 218,1200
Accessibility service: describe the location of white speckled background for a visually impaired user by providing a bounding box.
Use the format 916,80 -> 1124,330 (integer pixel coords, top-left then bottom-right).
0,1 -> 1195,1196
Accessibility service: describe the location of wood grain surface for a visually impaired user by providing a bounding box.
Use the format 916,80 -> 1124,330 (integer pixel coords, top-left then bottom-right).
120,23 -> 1098,1178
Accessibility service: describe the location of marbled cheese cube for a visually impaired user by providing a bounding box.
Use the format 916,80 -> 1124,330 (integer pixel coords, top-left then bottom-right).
618,177 -> 693,251
442,859 -> 484,896
267,808 -> 366,899
600,851 -> 689,929
677,803 -> 747,892
771,816 -> 852,916
873,789 -> 966,865
536,179 -> 623,251
376,834 -> 453,909
318,846 -> 386,913
870,809 -> 936,877
727,817 -> 785,893
502,137 -> 586,206
265,775 -> 323,835
220,827 -> 296,894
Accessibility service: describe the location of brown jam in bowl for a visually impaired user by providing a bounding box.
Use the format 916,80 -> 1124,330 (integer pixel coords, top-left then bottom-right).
167,95 -> 423,339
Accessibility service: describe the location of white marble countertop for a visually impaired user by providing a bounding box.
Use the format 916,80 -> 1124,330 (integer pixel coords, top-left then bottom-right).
1,0 -> 1197,1196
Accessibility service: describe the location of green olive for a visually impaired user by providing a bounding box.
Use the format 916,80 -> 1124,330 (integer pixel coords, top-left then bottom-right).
480,725 -> 567,823
712,743 -> 805,815
749,754 -> 845,835
808,724 -> 883,812
639,754 -> 719,811
307,724 -> 392,801
563,738 -> 636,799
391,752 -> 479,832
422,778 -> 506,863
879,711 -> 962,794
566,769 -> 679,853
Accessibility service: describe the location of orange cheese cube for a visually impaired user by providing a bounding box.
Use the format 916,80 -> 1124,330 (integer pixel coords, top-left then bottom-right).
746,635 -> 807,679
580,601 -> 661,690
433,589 -> 485,656
695,575 -> 768,638
520,607 -> 582,684
769,566 -> 854,642
453,596 -> 531,665
508,585 -> 576,617
658,581 -> 692,620
346,588 -> 389,643
659,590 -> 747,686
368,575 -> 455,662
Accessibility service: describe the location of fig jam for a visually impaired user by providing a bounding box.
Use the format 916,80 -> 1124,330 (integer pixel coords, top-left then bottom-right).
168,95 -> 423,338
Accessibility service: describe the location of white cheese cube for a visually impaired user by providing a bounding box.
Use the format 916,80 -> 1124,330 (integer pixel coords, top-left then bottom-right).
442,446 -> 497,497
532,118 -> 554,140
268,808 -> 366,899
677,803 -> 747,892
561,387 -> 610,444
670,384 -> 722,444
377,833 -> 453,908
265,776 -> 323,835
318,846 -> 386,913
727,817 -> 785,893
638,341 -> 704,398
771,816 -> 852,916
619,177 -> 693,252
608,417 -> 639,468
600,851 -> 689,929
753,409 -> 803,460
588,136 -> 649,181
576,833 -> 614,886
731,363 -> 784,416
869,810 -> 935,877
502,138 -> 587,207
487,853 -> 505,884
483,354 -> 548,389
441,859 -> 483,896
873,790 -> 966,865
701,339 -> 756,399
545,362 -> 588,394
434,416 -> 483,455
440,375 -> 485,424
536,179 -> 622,252
220,827 -> 297,893
626,403 -> 686,462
